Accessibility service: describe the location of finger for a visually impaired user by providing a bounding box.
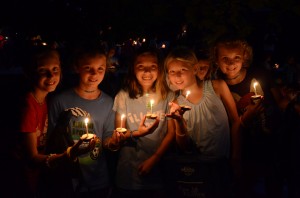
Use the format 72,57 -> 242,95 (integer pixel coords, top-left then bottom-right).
140,116 -> 146,127
74,138 -> 83,147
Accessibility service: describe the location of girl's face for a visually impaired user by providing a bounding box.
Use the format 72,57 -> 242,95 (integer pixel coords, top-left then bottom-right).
197,59 -> 210,80
35,56 -> 61,93
76,55 -> 106,90
167,59 -> 197,90
217,46 -> 244,79
134,54 -> 158,91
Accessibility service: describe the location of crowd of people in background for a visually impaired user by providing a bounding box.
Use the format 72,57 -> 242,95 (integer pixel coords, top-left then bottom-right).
1,30 -> 300,198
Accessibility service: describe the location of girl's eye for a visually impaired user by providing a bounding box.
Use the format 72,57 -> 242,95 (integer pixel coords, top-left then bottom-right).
83,66 -> 91,71
137,65 -> 144,70
234,56 -> 241,61
98,67 -> 105,71
168,70 -> 175,75
222,57 -> 229,62
37,69 -> 47,74
53,66 -> 60,73
181,68 -> 188,72
151,65 -> 158,70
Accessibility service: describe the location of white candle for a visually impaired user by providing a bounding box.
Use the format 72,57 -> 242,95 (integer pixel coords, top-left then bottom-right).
120,114 -> 125,129
150,100 -> 154,114
186,90 -> 191,99
84,118 -> 89,135
253,82 -> 258,96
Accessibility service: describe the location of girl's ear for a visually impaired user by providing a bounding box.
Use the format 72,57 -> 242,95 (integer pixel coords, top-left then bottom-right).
193,63 -> 199,74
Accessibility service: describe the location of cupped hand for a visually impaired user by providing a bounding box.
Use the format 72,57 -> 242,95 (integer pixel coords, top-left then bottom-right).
166,102 -> 185,120
69,135 -> 97,159
136,116 -> 159,137
243,97 -> 265,123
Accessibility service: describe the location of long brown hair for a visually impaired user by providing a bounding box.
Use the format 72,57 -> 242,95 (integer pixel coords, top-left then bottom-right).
124,47 -> 170,101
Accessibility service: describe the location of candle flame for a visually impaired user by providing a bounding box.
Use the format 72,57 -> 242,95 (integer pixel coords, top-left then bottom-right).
186,90 -> 191,99
121,114 -> 125,120
253,82 -> 258,89
150,99 -> 154,106
85,117 -> 89,125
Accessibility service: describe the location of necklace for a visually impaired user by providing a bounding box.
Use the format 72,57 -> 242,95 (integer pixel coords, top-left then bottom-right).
79,87 -> 97,93
225,72 -> 241,81
31,93 -> 44,105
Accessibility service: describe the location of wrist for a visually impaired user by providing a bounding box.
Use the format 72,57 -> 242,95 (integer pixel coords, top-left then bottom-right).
239,115 -> 246,128
108,139 -> 120,152
66,147 -> 78,162
130,130 -> 138,142
45,154 -> 57,168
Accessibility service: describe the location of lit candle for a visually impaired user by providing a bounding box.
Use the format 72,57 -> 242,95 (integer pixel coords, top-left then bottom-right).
120,114 -> 125,129
150,100 -> 154,114
85,117 -> 89,135
81,117 -> 93,141
253,82 -> 258,96
116,114 -> 127,133
186,90 -> 191,99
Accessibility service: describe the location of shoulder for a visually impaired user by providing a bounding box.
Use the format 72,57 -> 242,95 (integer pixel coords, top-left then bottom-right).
115,89 -> 129,99
211,79 -> 228,89
166,90 -> 176,101
211,79 -> 230,96
100,91 -> 114,101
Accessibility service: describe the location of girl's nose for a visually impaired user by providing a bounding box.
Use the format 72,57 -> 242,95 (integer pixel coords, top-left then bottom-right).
46,71 -> 54,78
143,67 -> 151,73
225,59 -> 234,65
90,68 -> 97,75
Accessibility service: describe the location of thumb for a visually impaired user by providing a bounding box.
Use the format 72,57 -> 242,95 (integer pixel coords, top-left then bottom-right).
140,115 -> 146,127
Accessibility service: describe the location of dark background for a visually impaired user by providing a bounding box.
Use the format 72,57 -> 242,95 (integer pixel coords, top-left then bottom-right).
1,0 -> 300,50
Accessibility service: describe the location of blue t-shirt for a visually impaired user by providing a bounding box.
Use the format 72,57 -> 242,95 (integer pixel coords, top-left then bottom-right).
48,88 -> 115,192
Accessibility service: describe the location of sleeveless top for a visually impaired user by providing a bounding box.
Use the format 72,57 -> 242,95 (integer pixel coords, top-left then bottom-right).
177,80 -> 230,160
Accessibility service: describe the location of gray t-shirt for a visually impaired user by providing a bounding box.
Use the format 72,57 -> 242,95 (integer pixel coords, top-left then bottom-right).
113,90 -> 175,190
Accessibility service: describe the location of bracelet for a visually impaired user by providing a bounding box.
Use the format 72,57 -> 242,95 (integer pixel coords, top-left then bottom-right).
45,154 -> 56,168
130,130 -> 138,142
239,116 -> 246,128
66,146 -> 78,162
66,146 -> 72,158
108,139 -> 120,152
175,131 -> 186,137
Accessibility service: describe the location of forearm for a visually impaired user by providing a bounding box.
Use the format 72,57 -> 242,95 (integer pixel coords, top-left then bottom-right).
174,118 -> 190,151
151,129 -> 175,163
230,121 -> 241,160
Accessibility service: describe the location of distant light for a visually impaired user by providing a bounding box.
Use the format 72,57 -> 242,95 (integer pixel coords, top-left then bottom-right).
42,42 -> 47,46
161,43 -> 166,48
142,38 -> 146,42
5,37 -> 8,40
133,40 -> 137,45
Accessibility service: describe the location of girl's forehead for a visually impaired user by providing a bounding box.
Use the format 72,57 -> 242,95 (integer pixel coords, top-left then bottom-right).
78,55 -> 106,65
38,56 -> 60,67
218,46 -> 243,54
135,54 -> 158,64
168,59 -> 192,68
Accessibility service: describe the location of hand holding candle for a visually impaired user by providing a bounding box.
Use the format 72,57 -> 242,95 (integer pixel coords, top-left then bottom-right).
180,90 -> 192,111
116,114 -> 127,133
146,100 -> 157,119
251,80 -> 263,104
81,117 -> 94,141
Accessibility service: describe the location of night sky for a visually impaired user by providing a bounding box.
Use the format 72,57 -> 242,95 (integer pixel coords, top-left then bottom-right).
1,0 -> 300,51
